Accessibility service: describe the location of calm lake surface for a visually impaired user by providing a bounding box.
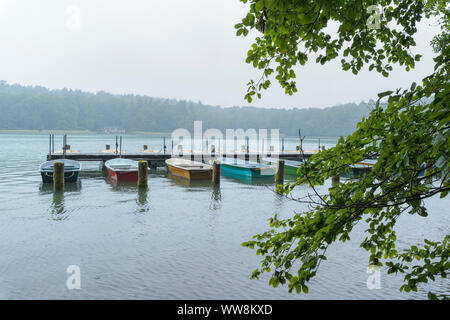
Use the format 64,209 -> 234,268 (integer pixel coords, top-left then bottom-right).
0,133 -> 448,299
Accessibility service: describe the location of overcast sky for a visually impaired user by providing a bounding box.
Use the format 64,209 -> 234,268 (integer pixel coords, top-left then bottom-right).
0,0 -> 440,109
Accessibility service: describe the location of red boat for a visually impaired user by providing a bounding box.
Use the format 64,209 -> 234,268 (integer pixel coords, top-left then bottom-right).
105,158 -> 141,182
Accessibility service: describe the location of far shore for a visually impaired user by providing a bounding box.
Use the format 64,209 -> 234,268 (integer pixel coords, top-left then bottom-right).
0,129 -> 173,135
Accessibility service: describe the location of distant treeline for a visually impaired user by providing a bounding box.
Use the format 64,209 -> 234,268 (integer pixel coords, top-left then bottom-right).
0,81 -> 374,136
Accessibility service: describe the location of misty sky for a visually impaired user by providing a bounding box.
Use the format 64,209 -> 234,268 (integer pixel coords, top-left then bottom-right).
0,0 -> 441,109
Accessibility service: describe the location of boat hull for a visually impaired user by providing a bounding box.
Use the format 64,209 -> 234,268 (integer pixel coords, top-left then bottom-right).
284,165 -> 301,176
262,158 -> 302,177
167,164 -> 212,180
40,170 -> 80,183
221,163 -> 275,179
39,159 -> 81,183
107,168 -> 139,182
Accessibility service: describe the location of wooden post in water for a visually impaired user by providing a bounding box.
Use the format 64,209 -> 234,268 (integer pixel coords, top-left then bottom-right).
275,160 -> 284,186
62,135 -> 67,158
246,136 -> 249,154
143,145 -> 148,151
137,160 -> 148,188
119,136 -> 122,157
332,174 -> 340,187
163,136 -> 167,154
105,144 -> 110,150
53,161 -> 64,191
212,160 -> 221,185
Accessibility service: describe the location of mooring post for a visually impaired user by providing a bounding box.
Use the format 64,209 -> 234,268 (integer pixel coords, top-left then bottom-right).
119,136 -> 122,157
163,136 -> 167,154
53,161 -> 64,191
137,160 -> 148,188
212,160 -> 221,185
63,135 -> 67,158
332,174 -> 340,187
275,160 -> 285,186
143,144 -> 148,151
105,144 -> 110,150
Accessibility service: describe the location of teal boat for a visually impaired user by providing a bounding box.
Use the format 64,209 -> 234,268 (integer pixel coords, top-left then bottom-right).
262,157 -> 303,176
219,158 -> 275,179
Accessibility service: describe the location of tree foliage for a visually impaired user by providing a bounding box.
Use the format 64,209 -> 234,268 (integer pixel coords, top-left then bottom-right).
239,0 -> 449,298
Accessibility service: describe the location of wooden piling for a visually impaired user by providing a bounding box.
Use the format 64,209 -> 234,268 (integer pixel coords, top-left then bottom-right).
53,161 -> 64,191
163,136 -> 167,154
332,174 -> 340,187
105,144 -> 110,150
143,145 -> 148,151
137,160 -> 148,188
275,160 -> 284,186
212,160 -> 221,185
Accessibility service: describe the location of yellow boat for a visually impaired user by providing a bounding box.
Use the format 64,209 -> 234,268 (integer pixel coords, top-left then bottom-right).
165,158 -> 212,180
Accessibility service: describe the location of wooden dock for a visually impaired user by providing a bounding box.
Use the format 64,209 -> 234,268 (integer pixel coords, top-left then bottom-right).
47,151 -> 315,165
46,134 -> 317,167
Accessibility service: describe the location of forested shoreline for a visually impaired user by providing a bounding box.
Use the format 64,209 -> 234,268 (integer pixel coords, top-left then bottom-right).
0,81 -> 373,136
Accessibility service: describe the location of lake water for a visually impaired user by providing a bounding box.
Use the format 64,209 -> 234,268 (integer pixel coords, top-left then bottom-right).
0,133 -> 448,299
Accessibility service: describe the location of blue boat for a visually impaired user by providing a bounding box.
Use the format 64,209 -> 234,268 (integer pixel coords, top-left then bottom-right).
341,159 -> 376,179
219,158 -> 275,179
39,159 -> 81,183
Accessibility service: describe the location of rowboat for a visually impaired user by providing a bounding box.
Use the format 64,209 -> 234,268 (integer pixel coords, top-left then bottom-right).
262,157 -> 304,176
165,158 -> 212,180
105,158 -> 141,182
39,159 -> 81,183
219,158 -> 275,179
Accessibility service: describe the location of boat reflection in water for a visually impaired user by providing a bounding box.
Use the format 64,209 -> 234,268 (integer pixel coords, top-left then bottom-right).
221,174 -> 275,186
167,172 -> 213,189
39,182 -> 82,219
39,180 -> 82,194
106,176 -> 150,213
167,172 -> 223,210
210,184 -> 222,211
